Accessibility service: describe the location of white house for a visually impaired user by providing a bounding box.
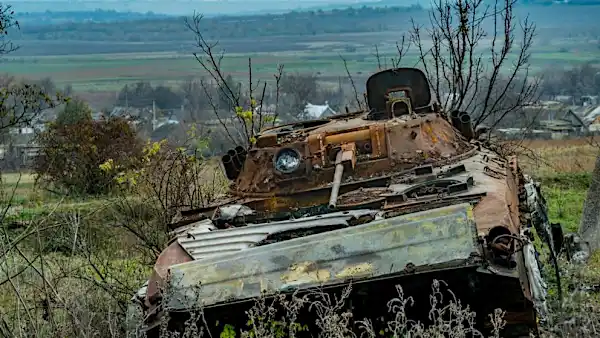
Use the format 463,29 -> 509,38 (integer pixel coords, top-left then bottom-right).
303,102 -> 337,119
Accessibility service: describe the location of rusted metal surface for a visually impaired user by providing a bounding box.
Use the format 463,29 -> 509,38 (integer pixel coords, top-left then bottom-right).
175,147 -> 520,241
328,151 -> 346,209
324,148 -> 519,238
166,203 -> 478,311
232,113 -> 474,195
227,68 -> 474,196
369,124 -> 388,158
466,151 -> 518,235
145,240 -> 194,308
366,68 -> 433,111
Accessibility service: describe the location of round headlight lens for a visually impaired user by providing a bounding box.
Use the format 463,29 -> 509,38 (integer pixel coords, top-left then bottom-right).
274,148 -> 301,174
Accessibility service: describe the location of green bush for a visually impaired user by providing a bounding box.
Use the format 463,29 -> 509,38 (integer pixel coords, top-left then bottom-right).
33,116 -> 143,195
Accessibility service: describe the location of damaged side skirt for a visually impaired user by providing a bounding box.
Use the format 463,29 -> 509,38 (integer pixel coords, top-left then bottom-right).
165,203 -> 481,311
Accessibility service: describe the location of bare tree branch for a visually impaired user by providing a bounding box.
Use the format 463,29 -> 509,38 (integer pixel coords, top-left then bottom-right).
391,35 -> 411,68
184,12 -> 284,147
408,0 -> 538,129
373,44 -> 383,70
0,5 -> 67,136
272,64 -> 284,126
0,4 -> 19,56
339,54 -> 364,111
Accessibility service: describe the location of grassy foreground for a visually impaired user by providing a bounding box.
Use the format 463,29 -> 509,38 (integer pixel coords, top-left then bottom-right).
518,138 -> 598,232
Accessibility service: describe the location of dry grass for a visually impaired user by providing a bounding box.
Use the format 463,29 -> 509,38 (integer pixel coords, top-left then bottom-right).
518,137 -> 600,150
510,138 -> 599,177
153,280 -> 508,338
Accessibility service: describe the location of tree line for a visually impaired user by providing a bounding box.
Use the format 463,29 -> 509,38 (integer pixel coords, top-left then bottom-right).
539,62 -> 600,100
12,2 -> 600,45
16,5 -> 425,42
113,74 -> 346,121
16,9 -> 170,26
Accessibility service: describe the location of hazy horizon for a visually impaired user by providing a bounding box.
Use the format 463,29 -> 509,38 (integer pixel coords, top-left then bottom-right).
12,0 -> 420,16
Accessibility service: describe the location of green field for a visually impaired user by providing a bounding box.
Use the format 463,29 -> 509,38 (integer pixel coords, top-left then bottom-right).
4,38 -> 599,92
3,52 -> 375,91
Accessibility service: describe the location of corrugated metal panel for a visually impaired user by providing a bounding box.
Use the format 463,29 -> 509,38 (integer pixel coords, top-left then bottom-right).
167,203 -> 478,311
171,219 -> 216,239
176,210 -> 379,260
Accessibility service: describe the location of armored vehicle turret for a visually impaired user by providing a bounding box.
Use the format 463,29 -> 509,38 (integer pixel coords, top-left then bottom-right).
128,68 -> 564,338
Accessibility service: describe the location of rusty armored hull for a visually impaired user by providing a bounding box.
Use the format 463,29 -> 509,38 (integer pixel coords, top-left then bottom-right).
128,68 -> 563,338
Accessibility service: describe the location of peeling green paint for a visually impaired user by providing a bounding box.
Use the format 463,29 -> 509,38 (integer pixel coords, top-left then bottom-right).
168,203 -> 479,310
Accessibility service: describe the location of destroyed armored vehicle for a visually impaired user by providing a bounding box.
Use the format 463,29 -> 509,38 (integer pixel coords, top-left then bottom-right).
128,68 -> 564,338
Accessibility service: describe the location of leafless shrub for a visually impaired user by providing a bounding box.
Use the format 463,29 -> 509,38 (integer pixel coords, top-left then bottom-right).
240,290 -> 310,338
372,37 -> 411,71
540,259 -> 600,338
107,136 -> 228,260
0,203 -> 141,338
357,281 -> 506,338
0,4 -> 19,56
308,285 -> 354,338
184,13 -> 285,148
148,279 -> 506,338
408,0 -> 539,130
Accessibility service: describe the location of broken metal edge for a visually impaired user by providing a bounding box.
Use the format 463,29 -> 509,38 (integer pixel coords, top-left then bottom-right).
164,202 -> 480,311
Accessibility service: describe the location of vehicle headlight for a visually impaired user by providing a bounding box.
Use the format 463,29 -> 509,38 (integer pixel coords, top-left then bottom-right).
274,148 -> 301,174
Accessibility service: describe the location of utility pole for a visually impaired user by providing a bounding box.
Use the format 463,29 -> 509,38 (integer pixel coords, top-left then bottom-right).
152,100 -> 157,131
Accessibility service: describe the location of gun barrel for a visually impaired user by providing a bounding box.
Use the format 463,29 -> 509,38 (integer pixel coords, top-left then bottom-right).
328,151 -> 345,209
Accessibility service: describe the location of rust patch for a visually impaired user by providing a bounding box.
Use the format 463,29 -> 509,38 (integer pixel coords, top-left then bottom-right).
281,261 -> 331,284
369,124 -> 387,157
145,241 -> 193,308
340,142 -> 357,170
336,263 -> 374,278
